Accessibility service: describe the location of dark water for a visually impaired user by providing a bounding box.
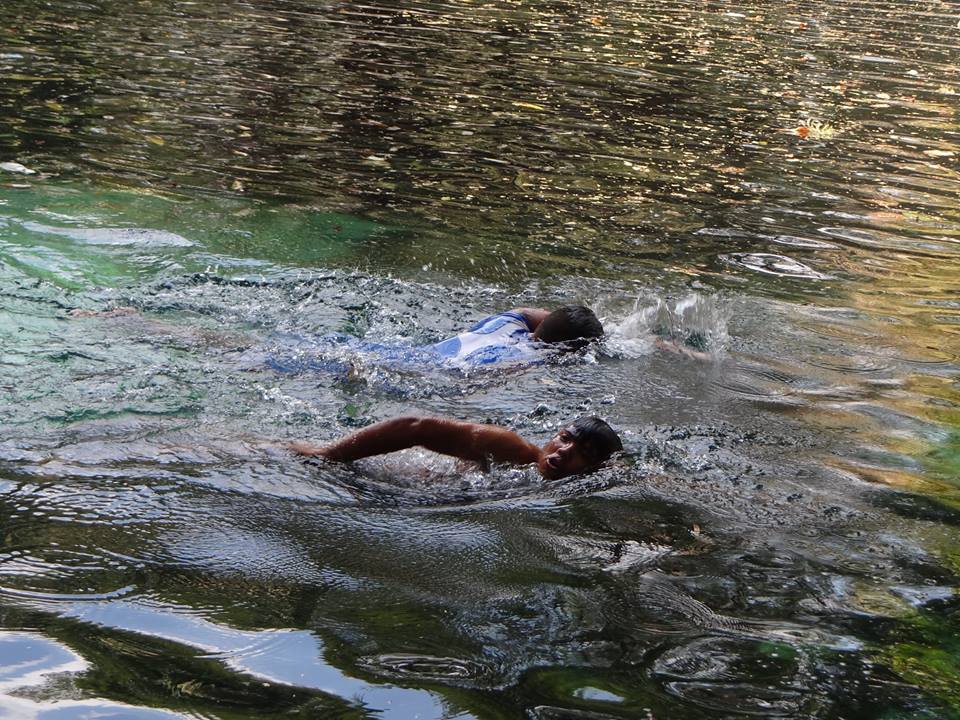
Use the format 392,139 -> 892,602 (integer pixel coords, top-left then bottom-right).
1,1 -> 959,718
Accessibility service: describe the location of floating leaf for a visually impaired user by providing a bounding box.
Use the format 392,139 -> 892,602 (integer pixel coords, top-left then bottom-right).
865,211 -> 906,223
793,118 -> 837,140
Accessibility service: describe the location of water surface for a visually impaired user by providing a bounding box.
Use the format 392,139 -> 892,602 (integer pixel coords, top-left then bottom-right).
1,1 -> 959,718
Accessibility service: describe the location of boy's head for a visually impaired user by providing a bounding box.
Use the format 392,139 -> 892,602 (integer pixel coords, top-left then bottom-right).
532,305 -> 603,348
568,416 -> 623,464
538,416 -> 623,479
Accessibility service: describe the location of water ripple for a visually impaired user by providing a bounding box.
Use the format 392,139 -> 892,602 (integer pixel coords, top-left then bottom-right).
721,253 -> 830,280
652,636 -> 809,716
357,653 -> 489,684
0,1 -> 958,718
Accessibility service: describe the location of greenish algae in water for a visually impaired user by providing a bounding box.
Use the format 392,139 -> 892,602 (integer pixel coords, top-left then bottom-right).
879,613 -> 960,720
927,431 -> 960,489
876,420 -> 960,718
0,183 -> 393,289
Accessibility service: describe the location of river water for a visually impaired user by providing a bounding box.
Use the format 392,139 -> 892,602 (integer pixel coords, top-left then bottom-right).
1,1 -> 958,718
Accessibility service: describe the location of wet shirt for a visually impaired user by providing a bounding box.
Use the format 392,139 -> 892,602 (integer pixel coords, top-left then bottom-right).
423,311 -> 539,366
266,311 -> 541,375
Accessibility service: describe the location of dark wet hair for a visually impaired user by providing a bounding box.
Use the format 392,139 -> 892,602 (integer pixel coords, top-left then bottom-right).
535,305 -> 604,348
568,416 -> 623,465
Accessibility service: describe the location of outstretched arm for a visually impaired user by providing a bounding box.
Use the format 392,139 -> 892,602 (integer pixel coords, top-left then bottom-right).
290,416 -> 541,467
654,337 -> 713,362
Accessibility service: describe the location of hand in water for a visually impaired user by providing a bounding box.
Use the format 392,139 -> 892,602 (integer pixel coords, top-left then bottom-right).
655,337 -> 713,361
288,441 -> 328,457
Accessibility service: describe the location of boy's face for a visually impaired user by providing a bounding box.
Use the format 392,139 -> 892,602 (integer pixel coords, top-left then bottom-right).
538,426 -> 597,479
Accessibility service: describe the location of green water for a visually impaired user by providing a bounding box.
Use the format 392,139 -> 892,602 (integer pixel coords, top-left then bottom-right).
1,0 -> 959,718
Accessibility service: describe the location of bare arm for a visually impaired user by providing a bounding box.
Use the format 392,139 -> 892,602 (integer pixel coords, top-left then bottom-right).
510,307 -> 550,332
290,416 -> 541,467
654,337 -> 713,362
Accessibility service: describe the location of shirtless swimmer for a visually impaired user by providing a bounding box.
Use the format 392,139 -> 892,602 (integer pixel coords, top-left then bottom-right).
290,415 -> 622,479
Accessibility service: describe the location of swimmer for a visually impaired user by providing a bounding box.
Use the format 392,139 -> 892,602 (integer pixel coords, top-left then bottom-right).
290,415 -> 622,479
71,303 -> 605,370
265,304 -> 604,376
423,304 -> 604,366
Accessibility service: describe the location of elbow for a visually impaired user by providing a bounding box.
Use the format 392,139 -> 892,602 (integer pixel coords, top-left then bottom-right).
394,415 -> 425,430
391,415 -> 429,444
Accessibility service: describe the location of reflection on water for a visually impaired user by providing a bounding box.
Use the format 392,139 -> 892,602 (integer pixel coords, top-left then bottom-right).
0,631 -> 186,719
1,0 -> 959,718
4,0 -> 958,284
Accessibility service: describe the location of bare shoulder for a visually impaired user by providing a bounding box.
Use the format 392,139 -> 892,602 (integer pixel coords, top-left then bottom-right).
509,307 -> 550,331
465,421 -> 540,465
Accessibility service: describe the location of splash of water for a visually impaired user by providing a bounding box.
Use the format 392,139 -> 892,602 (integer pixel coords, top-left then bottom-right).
605,293 -> 729,359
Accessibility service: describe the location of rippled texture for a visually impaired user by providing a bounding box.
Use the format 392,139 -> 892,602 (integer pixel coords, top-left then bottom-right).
1,0 -> 959,719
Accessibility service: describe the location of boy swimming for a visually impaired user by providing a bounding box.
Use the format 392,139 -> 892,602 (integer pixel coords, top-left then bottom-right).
423,304 -> 604,366
290,414 -> 622,479
71,303 -> 605,372
270,304 -> 604,372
